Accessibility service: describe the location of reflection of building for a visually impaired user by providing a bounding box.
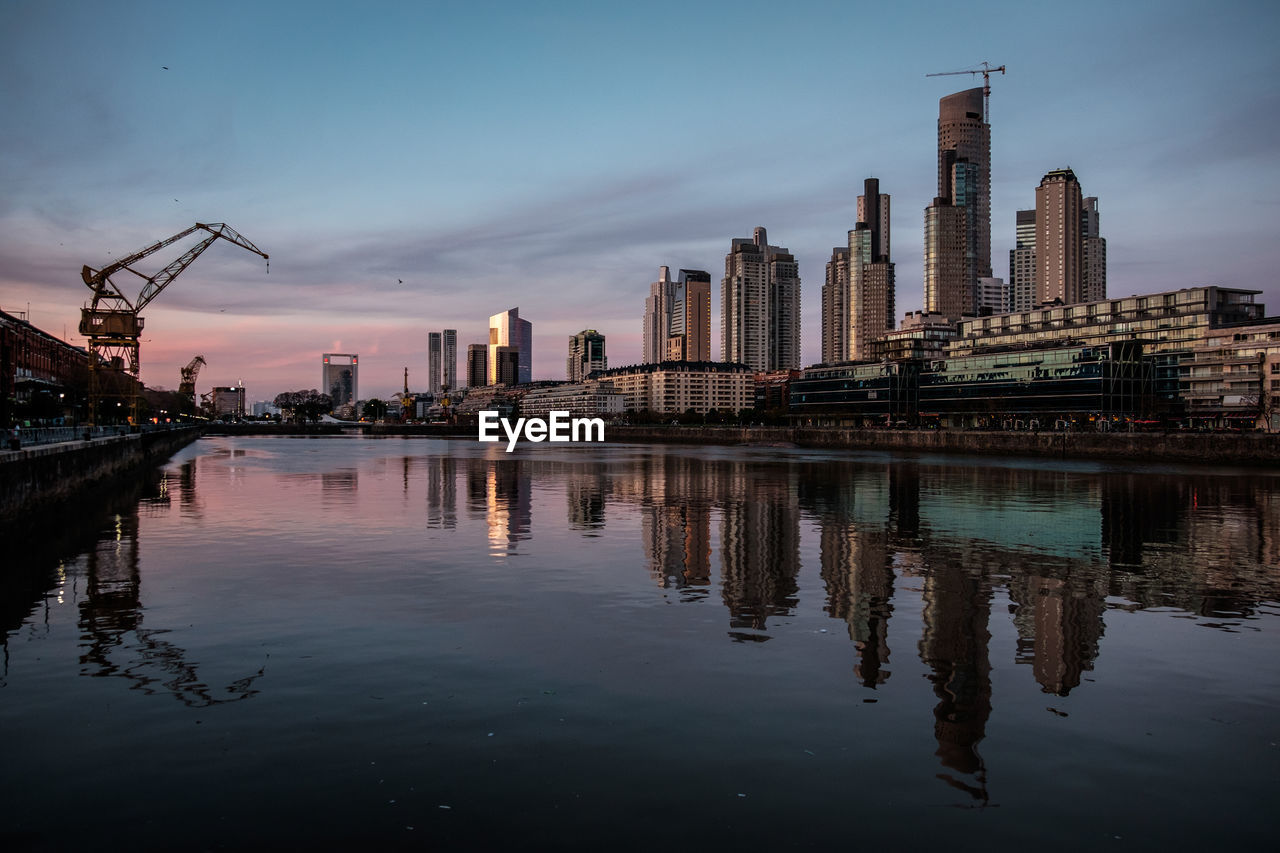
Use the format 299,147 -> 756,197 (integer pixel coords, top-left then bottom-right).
720,467 -> 800,633
322,353 -> 358,410
425,454 -> 457,529
489,307 -> 532,385
482,459 -> 532,551
1009,571 -> 1105,695
642,503 -> 711,592
919,554 -> 992,801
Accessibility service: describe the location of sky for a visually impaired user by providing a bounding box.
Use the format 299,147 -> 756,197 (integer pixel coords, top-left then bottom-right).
2,0 -> 1279,401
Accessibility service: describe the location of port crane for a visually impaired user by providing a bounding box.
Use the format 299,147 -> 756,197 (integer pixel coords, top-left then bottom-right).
79,223 -> 268,425
178,355 -> 206,416
926,61 -> 1006,118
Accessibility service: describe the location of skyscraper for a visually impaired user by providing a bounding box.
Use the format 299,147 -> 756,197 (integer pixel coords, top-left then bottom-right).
442,329 -> 457,392
322,353 -> 358,411
466,344 -> 488,388
925,88 -> 991,322
1009,209 -> 1037,312
821,246 -> 850,364
721,227 -> 800,371
488,307 -> 532,385
643,267 -> 711,364
567,329 -> 607,382
1035,168 -> 1084,305
848,178 -> 895,361
427,331 -> 442,395
1081,197 -> 1107,304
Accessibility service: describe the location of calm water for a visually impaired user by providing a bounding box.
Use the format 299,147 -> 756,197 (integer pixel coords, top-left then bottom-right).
3,436 -> 1279,850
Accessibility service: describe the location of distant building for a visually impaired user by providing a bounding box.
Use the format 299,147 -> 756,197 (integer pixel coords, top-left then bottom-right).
722,227 -> 800,371
1036,168 -> 1084,305
567,329 -> 607,382
978,277 -> 1009,315
211,385 -> 245,419
644,268 -> 711,364
427,332 -> 442,395
1081,198 -> 1106,304
848,178 -> 895,361
821,246 -> 850,365
322,353 -> 358,411
442,329 -> 457,391
520,380 -> 624,419
489,307 -> 532,385
594,361 -> 753,416
1009,209 -> 1037,312
466,344 -> 488,388
493,345 -> 520,386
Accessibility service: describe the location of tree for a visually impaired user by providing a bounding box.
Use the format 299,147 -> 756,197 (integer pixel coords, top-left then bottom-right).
274,389 -> 333,423
362,398 -> 388,421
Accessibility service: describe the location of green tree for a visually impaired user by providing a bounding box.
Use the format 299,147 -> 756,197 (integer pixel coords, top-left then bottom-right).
362,398 -> 389,421
274,389 -> 333,423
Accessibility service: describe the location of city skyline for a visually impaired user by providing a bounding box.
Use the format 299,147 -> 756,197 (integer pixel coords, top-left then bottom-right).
1,1 -> 1277,399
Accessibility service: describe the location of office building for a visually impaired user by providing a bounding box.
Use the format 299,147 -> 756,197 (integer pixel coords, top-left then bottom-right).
466,344 -> 488,388
442,329 -> 457,391
493,345 -> 520,386
821,247 -> 850,364
925,88 -> 992,322
427,332 -> 442,395
210,385 -> 245,419
849,178 -> 895,361
1081,198 -> 1107,304
322,353 -> 358,410
1036,168 -> 1084,305
977,277 -> 1010,315
1009,209 -> 1037,312
722,227 -> 801,371
567,329 -> 607,382
489,307 -> 532,385
644,267 -> 711,364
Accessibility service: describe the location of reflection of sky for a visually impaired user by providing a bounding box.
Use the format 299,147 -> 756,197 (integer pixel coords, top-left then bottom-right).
2,2 -> 1278,397
920,489 -> 1101,560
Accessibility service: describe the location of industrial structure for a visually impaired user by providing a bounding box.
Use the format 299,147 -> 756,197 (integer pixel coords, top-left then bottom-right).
178,355 -> 206,415
79,223 -> 267,425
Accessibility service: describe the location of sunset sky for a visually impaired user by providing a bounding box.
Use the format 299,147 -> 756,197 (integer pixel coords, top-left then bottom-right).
2,0 -> 1277,401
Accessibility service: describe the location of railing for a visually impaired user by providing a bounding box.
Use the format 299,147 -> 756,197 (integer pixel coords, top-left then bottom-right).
8,422 -> 196,449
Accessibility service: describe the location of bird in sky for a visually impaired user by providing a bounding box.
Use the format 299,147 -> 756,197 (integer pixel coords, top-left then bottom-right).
162,66 -> 169,70
398,279 -> 403,284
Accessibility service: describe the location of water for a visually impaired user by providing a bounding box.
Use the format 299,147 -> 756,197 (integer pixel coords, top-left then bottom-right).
3,436 -> 1278,849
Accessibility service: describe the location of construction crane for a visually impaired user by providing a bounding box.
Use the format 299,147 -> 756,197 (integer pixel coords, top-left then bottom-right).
926,61 -> 1006,119
79,223 -> 268,425
178,355 -> 206,416
393,367 -> 413,422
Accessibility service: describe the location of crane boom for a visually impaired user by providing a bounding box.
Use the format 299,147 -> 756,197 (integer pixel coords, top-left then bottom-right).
79,222 -> 267,426
926,62 -> 1006,118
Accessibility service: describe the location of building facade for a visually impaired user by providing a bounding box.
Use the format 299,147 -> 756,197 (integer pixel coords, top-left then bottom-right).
567,329 -> 607,383
593,361 -> 753,416
466,344 -> 488,388
1009,209 -> 1037,312
1035,168 -> 1084,306
848,178 -> 895,362
722,227 -> 800,371
442,329 -> 457,392
821,246 -> 850,365
210,385 -> 246,419
520,380 -> 624,419
1081,198 -> 1106,304
489,307 -> 532,385
322,353 -> 358,411
644,267 -> 711,364
427,331 -> 442,395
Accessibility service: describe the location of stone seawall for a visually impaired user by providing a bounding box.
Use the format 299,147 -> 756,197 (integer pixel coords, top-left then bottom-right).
0,427 -> 201,520
607,426 -> 1280,466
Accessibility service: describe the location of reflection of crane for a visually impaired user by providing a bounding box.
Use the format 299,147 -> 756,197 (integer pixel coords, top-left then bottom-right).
926,61 -> 1006,119
79,223 -> 268,425
178,355 -> 206,415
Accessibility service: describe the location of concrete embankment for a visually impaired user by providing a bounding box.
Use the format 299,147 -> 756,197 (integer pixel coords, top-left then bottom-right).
608,426 -> 1280,466
0,427 -> 201,520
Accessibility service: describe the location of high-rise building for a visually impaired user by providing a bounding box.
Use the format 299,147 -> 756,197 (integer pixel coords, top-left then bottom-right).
1009,209 -> 1037,311
848,178 -> 895,361
644,267 -> 711,364
1035,168 -> 1084,305
567,329 -> 607,382
427,332 -> 442,395
488,307 -> 532,385
721,227 -> 800,371
977,277 -> 1010,314
821,247 -> 850,364
442,329 -> 457,392
322,353 -> 358,411
493,345 -> 520,386
925,88 -> 992,322
1081,197 -> 1107,304
466,344 -> 488,388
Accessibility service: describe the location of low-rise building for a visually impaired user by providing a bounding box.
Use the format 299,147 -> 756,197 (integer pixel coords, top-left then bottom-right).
521,380 -> 624,419
593,361 -> 752,416
790,361 -> 918,427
